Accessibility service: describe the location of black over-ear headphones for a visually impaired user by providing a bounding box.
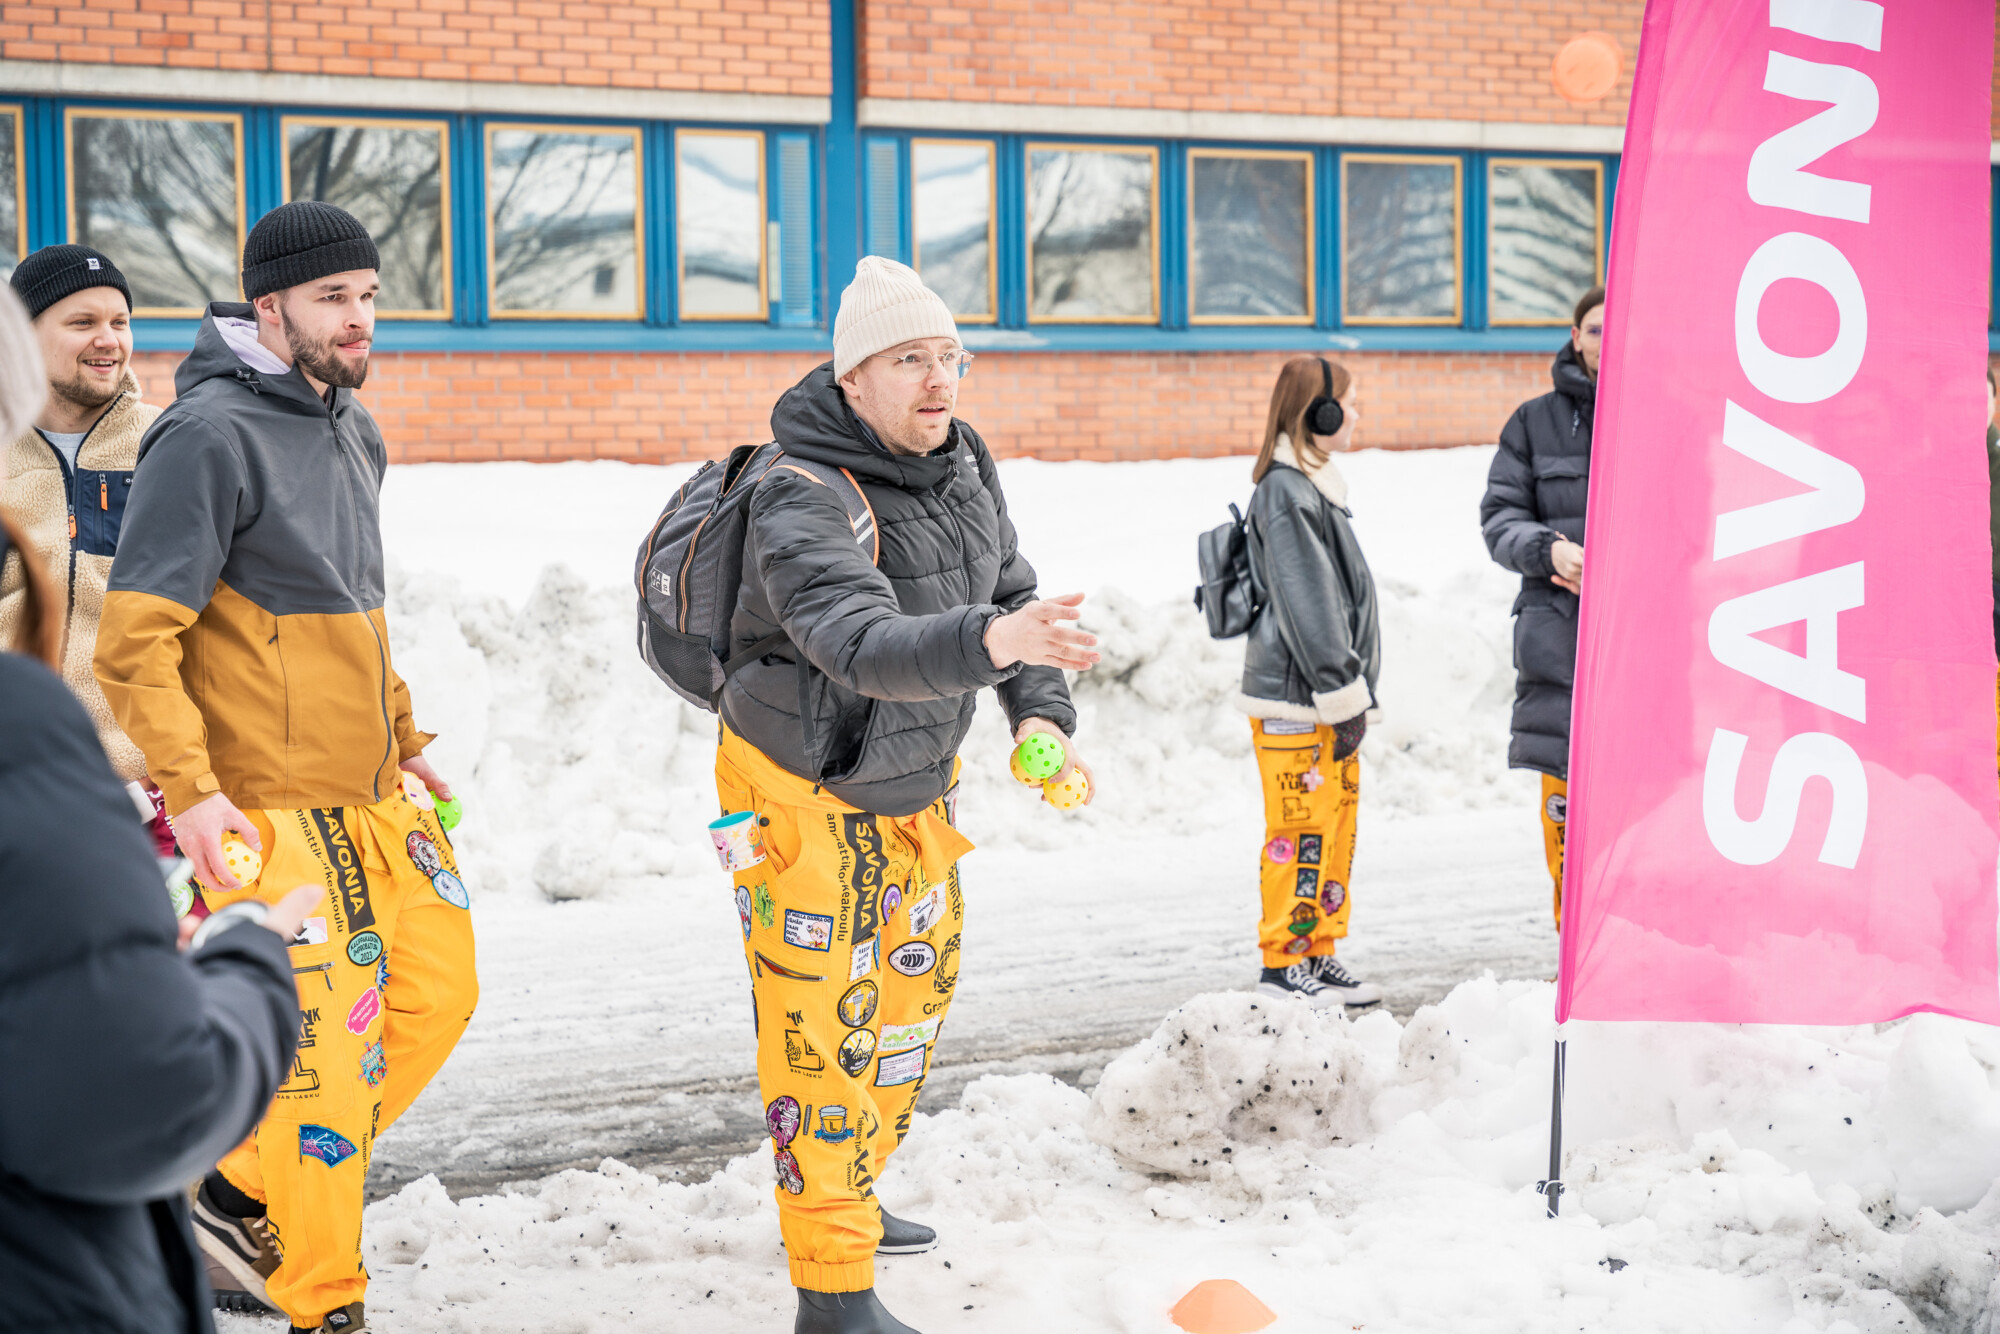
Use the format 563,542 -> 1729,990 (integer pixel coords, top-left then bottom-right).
1304,357 -> 1345,439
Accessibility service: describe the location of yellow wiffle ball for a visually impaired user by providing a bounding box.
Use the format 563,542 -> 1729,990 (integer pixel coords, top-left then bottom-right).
1043,768 -> 1090,811
219,837 -> 263,888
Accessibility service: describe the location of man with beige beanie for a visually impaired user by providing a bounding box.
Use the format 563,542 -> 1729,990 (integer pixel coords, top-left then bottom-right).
713,256 -> 1098,1333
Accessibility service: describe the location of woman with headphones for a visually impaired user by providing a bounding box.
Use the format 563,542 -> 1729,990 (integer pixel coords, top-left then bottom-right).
1238,356 -> 1384,1008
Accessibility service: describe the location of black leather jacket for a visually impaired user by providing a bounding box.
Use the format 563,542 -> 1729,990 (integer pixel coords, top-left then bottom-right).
1238,459 -> 1380,725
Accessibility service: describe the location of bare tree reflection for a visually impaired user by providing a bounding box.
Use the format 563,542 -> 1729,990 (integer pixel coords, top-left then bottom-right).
1029,149 -> 1154,320
488,130 -> 638,315
289,124 -> 446,312
1344,160 -> 1458,321
1489,165 -> 1597,323
0,122 -> 18,277
73,117 -> 238,310
1192,156 -> 1308,319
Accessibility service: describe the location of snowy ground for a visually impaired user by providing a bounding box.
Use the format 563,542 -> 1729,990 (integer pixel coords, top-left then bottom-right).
216,450 -> 2000,1332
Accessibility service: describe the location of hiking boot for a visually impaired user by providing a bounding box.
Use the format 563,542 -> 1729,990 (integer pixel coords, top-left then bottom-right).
294,1302 -> 367,1334
876,1208 -> 937,1255
1308,954 -> 1384,1007
796,1287 -> 920,1334
1255,962 -> 1346,1009
190,1179 -> 277,1314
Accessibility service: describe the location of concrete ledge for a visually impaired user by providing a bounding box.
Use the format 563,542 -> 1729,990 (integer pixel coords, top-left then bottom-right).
859,98 -> 1628,152
0,60 -> 830,125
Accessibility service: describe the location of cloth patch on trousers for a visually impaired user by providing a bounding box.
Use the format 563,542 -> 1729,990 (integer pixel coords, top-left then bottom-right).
1264,836 -> 1295,865
878,1017 -> 940,1053
813,1105 -> 856,1144
774,1148 -> 804,1194
431,869 -> 470,909
888,940 -> 936,976
298,1124 -> 358,1167
1321,880 -> 1348,914
1288,903 -> 1318,936
837,979 -> 880,1028
849,935 -> 878,981
1546,792 -> 1568,825
358,1040 -> 385,1089
1295,867 -> 1319,898
345,988 -> 383,1036
767,1095 -> 803,1145
346,931 -> 383,966
1263,719 -> 1317,735
874,1046 -> 926,1087
753,881 -> 776,929
291,917 -> 328,946
1298,835 -> 1322,865
908,887 -> 943,937
1284,936 -> 1312,954
837,1028 -> 877,1077
736,886 -> 754,939
882,884 -> 904,919
784,909 -> 834,952
406,831 -> 443,877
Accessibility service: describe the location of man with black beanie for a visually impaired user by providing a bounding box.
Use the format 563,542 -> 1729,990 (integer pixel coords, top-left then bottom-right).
94,201 -> 479,1334
0,243 -> 159,782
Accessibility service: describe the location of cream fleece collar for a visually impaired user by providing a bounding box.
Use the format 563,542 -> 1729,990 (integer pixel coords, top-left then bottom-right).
1272,434 -> 1349,508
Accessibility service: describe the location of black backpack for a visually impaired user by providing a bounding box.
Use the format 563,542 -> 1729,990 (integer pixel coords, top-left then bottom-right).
1193,503 -> 1261,639
634,442 -> 878,709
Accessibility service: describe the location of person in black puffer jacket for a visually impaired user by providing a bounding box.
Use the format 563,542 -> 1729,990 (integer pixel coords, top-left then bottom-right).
0,283 -> 310,1334
1237,356 -> 1382,1012
1479,285 -> 1603,928
714,257 -> 1097,1334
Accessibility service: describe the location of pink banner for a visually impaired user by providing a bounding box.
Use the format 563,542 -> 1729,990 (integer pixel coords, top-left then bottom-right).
1560,0 -> 1999,1024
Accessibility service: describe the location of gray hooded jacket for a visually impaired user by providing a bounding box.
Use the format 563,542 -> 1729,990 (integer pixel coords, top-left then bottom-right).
719,365 -> 1075,816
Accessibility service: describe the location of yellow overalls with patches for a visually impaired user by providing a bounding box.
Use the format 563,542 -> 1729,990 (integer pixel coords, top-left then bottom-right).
1251,719 -> 1361,969
716,724 -> 972,1294
202,777 -> 478,1327
1542,775 -> 1568,929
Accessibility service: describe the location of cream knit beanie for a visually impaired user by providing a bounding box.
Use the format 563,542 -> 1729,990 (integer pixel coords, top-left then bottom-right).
833,256 -> 960,378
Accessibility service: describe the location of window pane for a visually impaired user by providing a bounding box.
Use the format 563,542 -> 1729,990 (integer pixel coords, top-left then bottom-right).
288,121 -> 448,314
1028,147 -> 1155,321
677,131 -> 764,319
1191,154 -> 1310,321
487,128 -> 640,317
913,141 -> 992,319
1341,158 -> 1459,323
0,115 -> 18,279
71,115 -> 239,311
1488,163 -> 1600,324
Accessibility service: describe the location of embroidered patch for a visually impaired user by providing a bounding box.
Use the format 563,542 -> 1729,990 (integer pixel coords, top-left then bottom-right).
849,935 -> 878,981
888,940 -> 936,976
882,884 -> 904,920
1300,767 -> 1325,793
358,1040 -> 385,1089
774,1148 -> 804,1195
298,1124 -> 358,1167
783,909 -> 834,952
346,931 -> 383,967
406,831 -> 443,877
1546,793 -> 1568,825
1321,880 -> 1347,914
345,988 -> 383,1037
874,1046 -> 926,1087
1283,936 -> 1312,955
837,979 -> 880,1029
753,881 -> 776,929
1298,835 -> 1322,866
431,869 -> 470,909
736,886 -> 753,939
814,1105 -> 856,1144
837,1027 -> 877,1077
878,1017 -> 940,1053
766,1095 -> 802,1146
907,887 -> 943,937
1262,719 -> 1317,735
1295,867 -> 1320,899
1264,836 -> 1295,866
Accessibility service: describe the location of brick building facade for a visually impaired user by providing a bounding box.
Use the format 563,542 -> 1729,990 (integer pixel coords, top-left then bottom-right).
2,3 -> 1992,462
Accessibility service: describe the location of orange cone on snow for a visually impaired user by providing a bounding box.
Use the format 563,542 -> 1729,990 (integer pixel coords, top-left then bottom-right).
1170,1279 -> 1277,1334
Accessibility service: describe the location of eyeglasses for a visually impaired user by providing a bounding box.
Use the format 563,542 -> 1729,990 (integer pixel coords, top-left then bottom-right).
870,349 -> 975,380
1581,325 -> 1603,337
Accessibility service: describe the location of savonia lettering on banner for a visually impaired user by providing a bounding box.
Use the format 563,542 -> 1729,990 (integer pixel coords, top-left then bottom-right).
1700,0 -> 1882,870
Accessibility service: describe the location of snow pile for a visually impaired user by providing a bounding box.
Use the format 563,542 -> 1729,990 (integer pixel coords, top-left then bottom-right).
294,979 -> 2000,1333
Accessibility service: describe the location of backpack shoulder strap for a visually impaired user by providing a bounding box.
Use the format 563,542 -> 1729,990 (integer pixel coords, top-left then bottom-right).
764,454 -> 880,566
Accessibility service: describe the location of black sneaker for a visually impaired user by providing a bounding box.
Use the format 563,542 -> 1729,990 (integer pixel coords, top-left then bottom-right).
1308,955 -> 1384,1007
877,1208 -> 937,1255
190,1180 -> 277,1314
1255,962 -> 1346,1009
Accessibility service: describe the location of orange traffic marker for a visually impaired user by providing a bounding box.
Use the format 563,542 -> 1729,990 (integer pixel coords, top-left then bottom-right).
1170,1279 -> 1277,1334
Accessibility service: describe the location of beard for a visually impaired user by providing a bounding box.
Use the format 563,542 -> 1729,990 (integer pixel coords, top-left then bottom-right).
47,361 -> 124,414
279,305 -> 369,389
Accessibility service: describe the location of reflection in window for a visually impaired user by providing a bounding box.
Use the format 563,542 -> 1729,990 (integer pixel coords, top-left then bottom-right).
69,112 -> 241,313
1190,152 -> 1311,322
487,126 -> 641,318
1488,161 -> 1601,324
287,119 -> 450,315
913,141 -> 993,321
1027,145 -> 1157,322
1341,156 -> 1460,324
677,131 -> 765,320
0,109 -> 20,280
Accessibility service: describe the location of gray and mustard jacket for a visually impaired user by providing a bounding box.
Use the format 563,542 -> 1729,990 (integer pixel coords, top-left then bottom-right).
96,304 -> 432,817
0,372 -> 158,779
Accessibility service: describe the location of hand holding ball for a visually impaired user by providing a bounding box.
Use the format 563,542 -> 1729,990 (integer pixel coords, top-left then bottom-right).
1011,734 -> 1065,784
200,836 -> 262,893
1043,767 -> 1090,811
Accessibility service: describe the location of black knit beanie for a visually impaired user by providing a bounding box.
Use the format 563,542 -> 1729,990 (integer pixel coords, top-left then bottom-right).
241,201 -> 380,300
9,244 -> 132,319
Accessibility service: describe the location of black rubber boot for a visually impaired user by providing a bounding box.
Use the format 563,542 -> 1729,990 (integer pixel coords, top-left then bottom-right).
795,1287 -> 921,1334
876,1209 -> 938,1255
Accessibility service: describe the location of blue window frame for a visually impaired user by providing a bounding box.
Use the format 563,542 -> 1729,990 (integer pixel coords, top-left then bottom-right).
10,95 -> 825,352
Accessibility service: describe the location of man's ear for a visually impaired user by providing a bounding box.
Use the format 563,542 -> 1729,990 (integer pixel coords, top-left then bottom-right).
253,293 -> 282,326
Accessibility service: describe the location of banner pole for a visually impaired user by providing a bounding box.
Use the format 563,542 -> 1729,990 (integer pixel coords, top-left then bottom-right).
1539,1025 -> 1567,1217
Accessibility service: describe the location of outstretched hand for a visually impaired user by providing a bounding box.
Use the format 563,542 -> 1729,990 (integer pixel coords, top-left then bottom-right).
985,593 -> 1101,672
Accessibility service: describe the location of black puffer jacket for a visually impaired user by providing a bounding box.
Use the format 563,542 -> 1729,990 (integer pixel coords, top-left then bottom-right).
1479,342 -> 1594,780
719,365 -> 1075,816
1239,455 -> 1380,725
0,649 -> 298,1334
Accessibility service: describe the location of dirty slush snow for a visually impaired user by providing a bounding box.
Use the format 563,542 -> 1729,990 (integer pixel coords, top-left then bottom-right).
217,452 -> 2000,1333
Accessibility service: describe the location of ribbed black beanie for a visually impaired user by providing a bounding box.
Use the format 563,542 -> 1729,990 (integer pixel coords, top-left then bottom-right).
10,244 -> 132,318
242,201 -> 379,300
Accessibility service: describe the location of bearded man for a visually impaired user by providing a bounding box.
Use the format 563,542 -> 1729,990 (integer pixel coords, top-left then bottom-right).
95,201 -> 477,1334
0,244 -> 158,779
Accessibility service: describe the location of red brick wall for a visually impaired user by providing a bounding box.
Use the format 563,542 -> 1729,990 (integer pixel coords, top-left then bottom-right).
864,0 -> 1642,126
129,346 -> 1556,462
0,0 -> 830,95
